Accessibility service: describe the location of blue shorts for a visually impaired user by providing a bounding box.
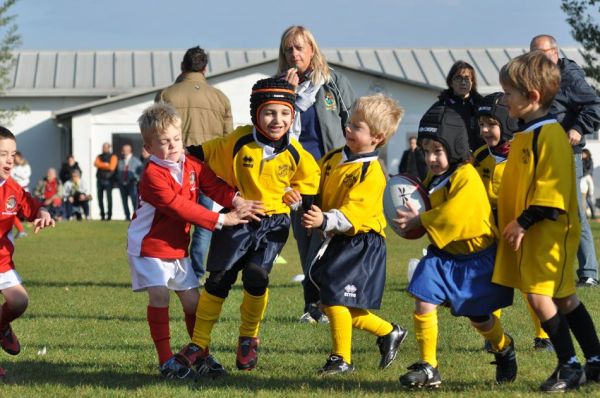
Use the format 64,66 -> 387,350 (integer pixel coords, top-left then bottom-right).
408,244 -> 513,317
311,232 -> 386,309
206,214 -> 290,273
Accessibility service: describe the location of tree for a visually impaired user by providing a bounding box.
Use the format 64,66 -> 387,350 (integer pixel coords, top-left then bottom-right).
0,0 -> 23,126
561,0 -> 600,84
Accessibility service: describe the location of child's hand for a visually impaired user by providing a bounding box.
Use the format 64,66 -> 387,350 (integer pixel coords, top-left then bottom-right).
283,189 -> 302,208
302,204 -> 324,229
393,201 -> 422,232
284,67 -> 299,88
232,196 -> 265,222
503,219 -> 526,251
33,209 -> 55,233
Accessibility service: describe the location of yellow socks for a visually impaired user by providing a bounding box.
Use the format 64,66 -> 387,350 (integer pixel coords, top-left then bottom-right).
474,315 -> 510,352
323,305 -> 353,364
414,310 -> 438,368
239,289 -> 269,338
349,308 -> 393,337
191,290 -> 225,349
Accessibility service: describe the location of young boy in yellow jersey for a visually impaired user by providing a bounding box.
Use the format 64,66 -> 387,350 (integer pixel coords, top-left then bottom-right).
473,92 -> 553,352
175,78 -> 320,376
494,51 -> 600,393
395,104 -> 516,389
292,94 -> 407,375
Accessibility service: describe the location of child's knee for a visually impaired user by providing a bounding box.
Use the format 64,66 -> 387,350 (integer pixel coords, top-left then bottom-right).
555,294 -> 580,314
242,263 -> 269,296
147,287 -> 170,307
3,286 -> 29,312
414,299 -> 437,315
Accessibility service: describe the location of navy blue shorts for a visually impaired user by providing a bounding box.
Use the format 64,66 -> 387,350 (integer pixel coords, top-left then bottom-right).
408,244 -> 513,317
206,214 -> 290,273
310,232 -> 386,309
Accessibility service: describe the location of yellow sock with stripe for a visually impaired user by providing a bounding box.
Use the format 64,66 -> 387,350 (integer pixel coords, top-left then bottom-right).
414,310 -> 438,368
474,315 -> 510,352
323,305 -> 353,364
522,292 -> 549,339
191,290 -> 225,349
349,308 -> 393,337
239,289 -> 269,338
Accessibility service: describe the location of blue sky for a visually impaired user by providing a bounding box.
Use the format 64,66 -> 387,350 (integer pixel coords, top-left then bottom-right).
13,0 -> 578,50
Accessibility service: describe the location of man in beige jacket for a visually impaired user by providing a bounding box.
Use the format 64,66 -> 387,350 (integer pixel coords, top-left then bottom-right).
155,46 -> 233,280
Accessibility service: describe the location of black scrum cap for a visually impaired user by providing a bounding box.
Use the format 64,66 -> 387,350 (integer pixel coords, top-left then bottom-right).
417,104 -> 470,164
250,78 -> 296,126
477,92 -> 519,142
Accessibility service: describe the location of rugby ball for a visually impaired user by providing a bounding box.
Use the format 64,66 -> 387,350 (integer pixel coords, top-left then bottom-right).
384,174 -> 431,239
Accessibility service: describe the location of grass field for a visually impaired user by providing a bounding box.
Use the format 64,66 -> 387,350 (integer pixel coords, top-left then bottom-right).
1,220 -> 600,397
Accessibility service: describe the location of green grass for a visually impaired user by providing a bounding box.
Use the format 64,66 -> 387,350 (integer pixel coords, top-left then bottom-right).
1,220 -> 600,397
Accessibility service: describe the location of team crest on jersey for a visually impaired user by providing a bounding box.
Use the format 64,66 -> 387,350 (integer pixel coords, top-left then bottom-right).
482,168 -> 491,179
521,149 -> 531,164
277,164 -> 291,178
342,173 -> 358,188
324,91 -> 337,110
5,195 -> 16,211
189,171 -> 196,188
324,164 -> 332,177
242,156 -> 254,168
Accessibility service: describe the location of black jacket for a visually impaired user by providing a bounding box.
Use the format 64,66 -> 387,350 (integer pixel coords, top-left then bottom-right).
549,58 -> 600,153
434,89 -> 484,152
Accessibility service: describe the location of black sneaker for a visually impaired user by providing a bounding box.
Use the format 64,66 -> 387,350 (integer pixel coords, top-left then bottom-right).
159,356 -> 199,380
540,362 -> 586,392
399,361 -> 442,389
585,361 -> 600,383
577,277 -> 599,287
489,335 -> 517,383
176,343 -> 227,378
376,323 -> 407,369
533,337 -> 554,352
318,354 -> 354,375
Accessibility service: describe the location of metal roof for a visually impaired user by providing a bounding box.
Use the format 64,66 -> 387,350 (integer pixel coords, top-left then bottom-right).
8,47 -> 588,97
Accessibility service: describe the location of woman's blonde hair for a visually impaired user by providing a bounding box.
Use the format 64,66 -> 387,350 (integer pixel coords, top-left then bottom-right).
277,25 -> 331,84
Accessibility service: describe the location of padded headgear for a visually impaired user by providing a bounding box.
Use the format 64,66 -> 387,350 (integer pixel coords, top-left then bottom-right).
417,104 -> 470,164
250,78 -> 296,140
477,92 -> 519,142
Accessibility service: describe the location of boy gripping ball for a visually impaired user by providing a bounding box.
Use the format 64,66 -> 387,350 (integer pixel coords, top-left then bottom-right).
128,103 -> 260,379
494,51 -> 600,392
0,127 -> 54,372
293,94 -> 408,375
395,104 -> 516,389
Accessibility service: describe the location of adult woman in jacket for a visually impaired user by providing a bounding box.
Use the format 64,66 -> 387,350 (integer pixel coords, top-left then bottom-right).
277,25 -> 356,323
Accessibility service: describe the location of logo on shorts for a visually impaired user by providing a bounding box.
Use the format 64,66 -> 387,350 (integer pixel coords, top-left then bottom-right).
343,284 -> 357,298
5,195 -> 16,211
243,156 -> 254,168
324,91 -> 337,111
521,149 -> 530,164
189,171 -> 196,188
277,164 -> 291,178
342,173 -> 358,188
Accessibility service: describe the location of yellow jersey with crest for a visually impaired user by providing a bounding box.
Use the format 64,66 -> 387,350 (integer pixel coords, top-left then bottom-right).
200,125 -> 320,215
493,118 -> 579,297
420,163 -> 497,255
472,144 -> 506,209
318,148 -> 386,237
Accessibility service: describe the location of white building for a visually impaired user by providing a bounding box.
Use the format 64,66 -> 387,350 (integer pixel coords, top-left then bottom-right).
0,47 -> 593,220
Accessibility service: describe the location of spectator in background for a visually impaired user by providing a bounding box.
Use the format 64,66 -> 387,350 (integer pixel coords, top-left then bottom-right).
34,168 -> 63,220
155,46 -> 233,280
63,169 -> 91,221
11,151 -> 31,238
581,148 -> 595,219
94,142 -> 117,221
398,135 -> 427,181
59,154 -> 82,184
433,60 -> 484,152
115,144 -> 142,221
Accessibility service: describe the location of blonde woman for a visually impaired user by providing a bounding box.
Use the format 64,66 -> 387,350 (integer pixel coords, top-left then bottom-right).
277,25 -> 356,323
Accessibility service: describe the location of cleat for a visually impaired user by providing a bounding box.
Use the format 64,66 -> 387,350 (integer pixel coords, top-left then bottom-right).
159,356 -> 199,380
299,312 -> 317,324
489,335 -> 517,383
176,343 -> 227,378
236,337 -> 259,371
540,362 -> 586,392
399,361 -> 442,389
0,325 -> 20,355
376,323 -> 407,369
318,354 -> 354,375
533,337 -> 554,352
585,361 -> 600,383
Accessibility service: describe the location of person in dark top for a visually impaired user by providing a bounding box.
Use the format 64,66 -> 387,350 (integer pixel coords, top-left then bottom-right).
398,135 -> 427,181
59,154 -> 82,184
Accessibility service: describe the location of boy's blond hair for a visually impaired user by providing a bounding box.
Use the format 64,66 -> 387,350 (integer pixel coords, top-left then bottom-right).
351,94 -> 404,147
499,51 -> 561,110
138,102 -> 181,143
